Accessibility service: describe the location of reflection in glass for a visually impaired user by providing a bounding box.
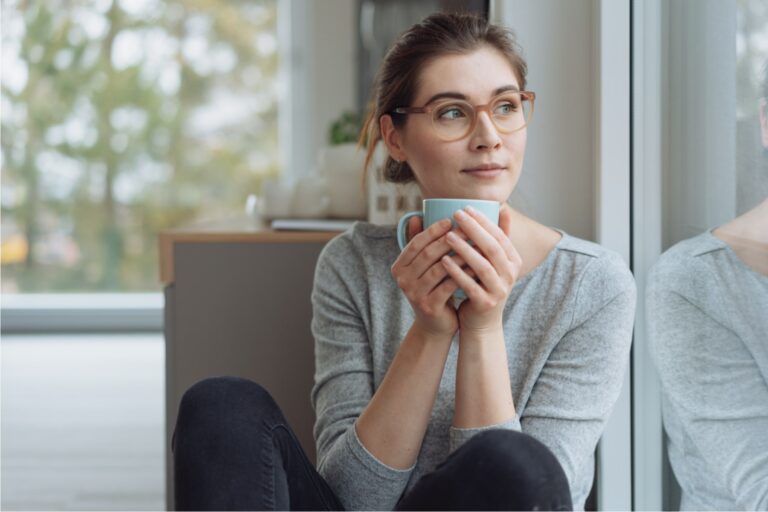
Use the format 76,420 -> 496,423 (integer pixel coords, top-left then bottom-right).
647,53 -> 768,510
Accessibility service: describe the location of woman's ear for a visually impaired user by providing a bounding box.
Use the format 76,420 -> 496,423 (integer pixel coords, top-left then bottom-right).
760,98 -> 768,149
380,114 -> 407,162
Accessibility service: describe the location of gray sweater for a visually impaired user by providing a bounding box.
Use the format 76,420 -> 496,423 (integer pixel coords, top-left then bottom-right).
647,230 -> 768,510
310,222 -> 636,511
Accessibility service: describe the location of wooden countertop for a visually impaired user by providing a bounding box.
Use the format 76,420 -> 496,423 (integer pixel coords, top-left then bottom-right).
158,215 -> 342,284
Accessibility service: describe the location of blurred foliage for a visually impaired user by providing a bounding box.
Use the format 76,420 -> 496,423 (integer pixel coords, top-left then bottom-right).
328,110 -> 362,146
736,0 -> 768,116
1,0 -> 279,292
735,0 -> 768,216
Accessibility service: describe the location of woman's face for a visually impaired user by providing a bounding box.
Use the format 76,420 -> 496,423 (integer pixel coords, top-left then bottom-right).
381,45 -> 527,201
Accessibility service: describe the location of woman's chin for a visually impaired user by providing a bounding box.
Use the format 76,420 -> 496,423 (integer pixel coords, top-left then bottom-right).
459,189 -> 512,203
423,185 -> 513,201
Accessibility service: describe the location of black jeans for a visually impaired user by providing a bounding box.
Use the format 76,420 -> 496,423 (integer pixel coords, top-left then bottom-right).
172,377 -> 572,511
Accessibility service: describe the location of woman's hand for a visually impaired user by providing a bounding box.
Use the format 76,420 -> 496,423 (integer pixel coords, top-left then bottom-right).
440,203 -> 523,333
391,217 -> 468,338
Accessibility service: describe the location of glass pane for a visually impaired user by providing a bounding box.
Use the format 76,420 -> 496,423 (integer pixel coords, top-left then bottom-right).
1,0 -> 279,293
645,0 -> 768,509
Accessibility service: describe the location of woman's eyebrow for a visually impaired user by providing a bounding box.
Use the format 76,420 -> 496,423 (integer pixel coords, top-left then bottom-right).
422,84 -> 520,105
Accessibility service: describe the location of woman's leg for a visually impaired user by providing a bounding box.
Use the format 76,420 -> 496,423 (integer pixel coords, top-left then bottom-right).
396,429 -> 572,511
172,376 -> 343,511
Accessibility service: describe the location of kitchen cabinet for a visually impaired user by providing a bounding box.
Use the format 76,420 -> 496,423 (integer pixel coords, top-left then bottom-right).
159,215 -> 338,510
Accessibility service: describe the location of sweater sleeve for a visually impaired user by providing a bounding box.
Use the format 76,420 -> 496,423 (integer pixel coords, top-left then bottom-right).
522,256 -> 636,510
647,287 -> 768,510
310,236 -> 414,511
448,415 -> 522,453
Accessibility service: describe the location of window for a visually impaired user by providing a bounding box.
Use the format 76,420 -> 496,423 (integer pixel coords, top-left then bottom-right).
1,0 -> 279,294
633,0 -> 768,508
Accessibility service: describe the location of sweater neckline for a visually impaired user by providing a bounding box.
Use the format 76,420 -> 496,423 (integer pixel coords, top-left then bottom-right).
704,228 -> 768,284
512,228 -> 567,288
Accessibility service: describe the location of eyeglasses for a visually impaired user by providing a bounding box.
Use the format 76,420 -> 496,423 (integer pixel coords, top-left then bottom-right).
391,91 -> 536,142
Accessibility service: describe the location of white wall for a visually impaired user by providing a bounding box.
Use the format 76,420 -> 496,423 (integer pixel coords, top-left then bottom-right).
281,0 -> 358,180
494,0 -> 597,241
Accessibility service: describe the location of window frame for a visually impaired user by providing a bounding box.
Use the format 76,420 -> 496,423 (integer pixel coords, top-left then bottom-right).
1,293 -> 164,333
631,0 -> 665,508
594,0 -> 633,509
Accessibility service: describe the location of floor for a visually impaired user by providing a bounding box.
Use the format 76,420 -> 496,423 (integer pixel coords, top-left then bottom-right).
1,333 -> 165,511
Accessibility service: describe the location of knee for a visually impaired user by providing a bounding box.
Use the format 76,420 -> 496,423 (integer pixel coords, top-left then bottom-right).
409,430 -> 572,510
462,429 -> 569,489
465,428 -> 543,459
176,376 -> 279,427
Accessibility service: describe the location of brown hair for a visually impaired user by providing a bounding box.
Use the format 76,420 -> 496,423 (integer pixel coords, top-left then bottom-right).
359,12 -> 528,184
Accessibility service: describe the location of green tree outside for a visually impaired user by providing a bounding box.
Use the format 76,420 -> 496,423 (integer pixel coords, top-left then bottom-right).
1,0 -> 279,292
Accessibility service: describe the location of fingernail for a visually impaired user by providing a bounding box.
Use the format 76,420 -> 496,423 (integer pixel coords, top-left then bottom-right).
454,209 -> 467,219
446,231 -> 457,241
465,206 -> 476,214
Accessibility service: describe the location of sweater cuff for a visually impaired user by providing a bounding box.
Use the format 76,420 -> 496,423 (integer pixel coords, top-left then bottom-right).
449,415 -> 522,453
348,423 -> 416,480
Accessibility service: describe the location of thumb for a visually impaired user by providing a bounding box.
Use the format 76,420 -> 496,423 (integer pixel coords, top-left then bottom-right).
499,203 -> 513,237
407,216 -> 423,243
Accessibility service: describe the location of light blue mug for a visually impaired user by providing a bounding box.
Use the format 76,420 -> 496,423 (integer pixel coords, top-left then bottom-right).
396,198 -> 501,299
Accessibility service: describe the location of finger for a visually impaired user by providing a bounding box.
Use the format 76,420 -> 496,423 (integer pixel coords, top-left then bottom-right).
499,203 -> 513,238
456,207 -> 520,277
454,208 -> 504,257
397,218 -> 452,268
407,216 -> 422,244
455,258 -> 478,281
445,231 -> 505,295
459,206 -> 514,261
451,254 -> 468,269
448,214 -> 503,274
417,259 -> 452,293
417,253 -> 470,292
497,204 -> 523,266
428,274 -> 460,305
440,253 -> 487,299
452,258 -> 479,282
410,230 -> 468,280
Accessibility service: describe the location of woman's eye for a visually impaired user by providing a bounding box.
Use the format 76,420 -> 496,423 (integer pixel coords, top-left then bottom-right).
495,102 -> 518,115
438,107 -> 466,120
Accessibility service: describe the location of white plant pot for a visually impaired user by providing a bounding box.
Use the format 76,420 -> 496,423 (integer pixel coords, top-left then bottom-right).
318,144 -> 368,219
292,174 -> 330,219
259,178 -> 295,219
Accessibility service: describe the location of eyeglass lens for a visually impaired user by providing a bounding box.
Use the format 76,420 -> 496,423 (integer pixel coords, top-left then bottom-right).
431,93 -> 531,140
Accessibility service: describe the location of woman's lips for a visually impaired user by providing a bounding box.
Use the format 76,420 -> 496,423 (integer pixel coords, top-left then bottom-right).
461,167 -> 505,177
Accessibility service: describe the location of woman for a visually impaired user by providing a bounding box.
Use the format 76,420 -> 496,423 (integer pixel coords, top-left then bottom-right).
173,12 -> 636,511
647,61 -> 768,510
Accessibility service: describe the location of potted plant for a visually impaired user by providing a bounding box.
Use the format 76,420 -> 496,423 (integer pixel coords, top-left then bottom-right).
329,111 -> 362,145
318,111 -> 368,219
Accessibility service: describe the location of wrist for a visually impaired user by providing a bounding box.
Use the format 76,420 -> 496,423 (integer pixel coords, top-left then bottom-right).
411,319 -> 456,343
459,323 -> 505,343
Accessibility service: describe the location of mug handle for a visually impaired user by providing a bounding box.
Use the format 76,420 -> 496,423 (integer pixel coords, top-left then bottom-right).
396,211 -> 424,250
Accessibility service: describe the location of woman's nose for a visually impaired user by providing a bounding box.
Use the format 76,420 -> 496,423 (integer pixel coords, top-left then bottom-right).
471,112 -> 502,149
